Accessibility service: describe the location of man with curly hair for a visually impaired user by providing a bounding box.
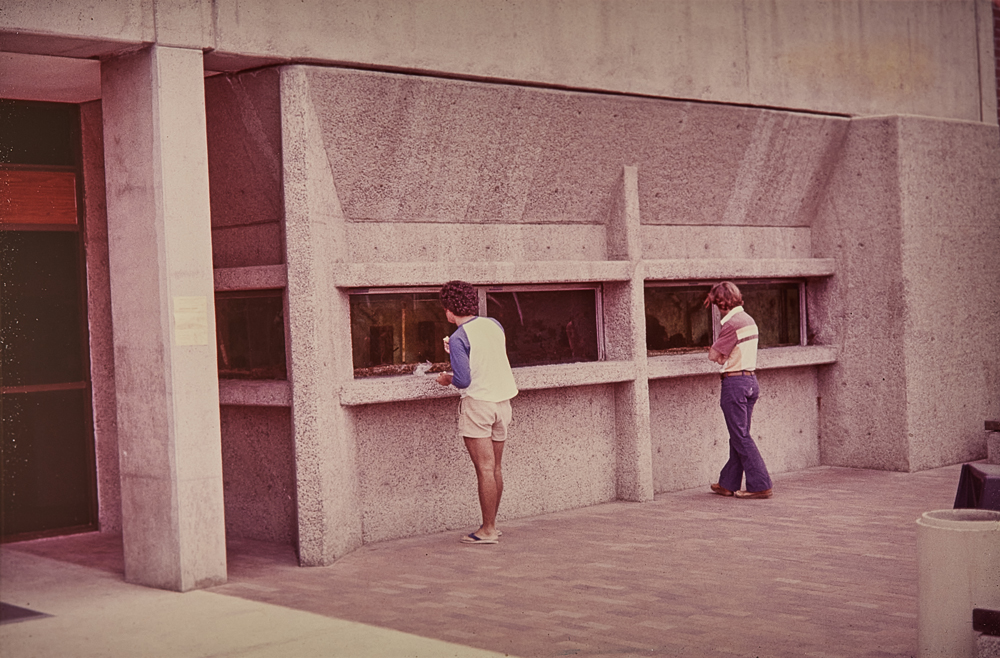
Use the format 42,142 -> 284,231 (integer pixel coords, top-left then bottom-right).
436,280 -> 519,544
705,281 -> 773,499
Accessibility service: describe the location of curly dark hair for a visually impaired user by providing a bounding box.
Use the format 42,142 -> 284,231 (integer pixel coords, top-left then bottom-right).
439,280 -> 479,316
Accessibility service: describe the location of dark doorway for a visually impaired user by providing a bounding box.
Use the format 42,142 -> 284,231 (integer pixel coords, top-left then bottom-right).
1,99 -> 98,541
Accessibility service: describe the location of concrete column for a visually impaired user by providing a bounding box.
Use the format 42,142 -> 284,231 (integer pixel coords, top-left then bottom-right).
101,46 -> 226,591
606,166 -> 654,501
281,66 -> 364,565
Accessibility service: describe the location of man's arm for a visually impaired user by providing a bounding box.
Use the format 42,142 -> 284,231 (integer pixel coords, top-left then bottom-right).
438,328 -> 472,388
436,335 -> 453,385
709,319 -> 737,366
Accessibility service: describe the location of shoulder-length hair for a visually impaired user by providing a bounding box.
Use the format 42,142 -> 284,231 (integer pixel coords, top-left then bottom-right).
705,281 -> 743,312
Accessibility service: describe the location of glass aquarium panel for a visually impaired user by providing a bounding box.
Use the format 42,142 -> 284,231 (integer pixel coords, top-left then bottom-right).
486,288 -> 600,367
644,284 -> 713,355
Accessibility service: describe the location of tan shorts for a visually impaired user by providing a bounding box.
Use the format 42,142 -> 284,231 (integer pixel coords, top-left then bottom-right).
458,397 -> 513,441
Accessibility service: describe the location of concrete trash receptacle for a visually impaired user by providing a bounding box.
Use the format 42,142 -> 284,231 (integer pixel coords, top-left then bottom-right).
917,509 -> 1000,658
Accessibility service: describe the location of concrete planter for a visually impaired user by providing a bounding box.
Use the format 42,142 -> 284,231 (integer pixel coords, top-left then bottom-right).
917,509 -> 1000,658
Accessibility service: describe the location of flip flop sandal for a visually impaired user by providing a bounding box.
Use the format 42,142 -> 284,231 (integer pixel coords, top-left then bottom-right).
460,532 -> 498,545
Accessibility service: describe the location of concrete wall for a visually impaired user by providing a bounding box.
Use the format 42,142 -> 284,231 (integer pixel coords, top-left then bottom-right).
205,69 -> 284,269
197,61 -> 998,552
2,0 -> 994,123
266,65 -> 840,550
897,117 -> 1000,470
300,67 -> 846,239
353,387 -> 617,544
812,116 -> 1000,471
650,368 -> 820,494
810,117 -> 912,470
219,406 -> 296,544
205,71 -> 299,546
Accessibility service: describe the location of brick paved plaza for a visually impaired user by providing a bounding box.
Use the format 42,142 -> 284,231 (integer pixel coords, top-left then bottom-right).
1,463 -> 964,657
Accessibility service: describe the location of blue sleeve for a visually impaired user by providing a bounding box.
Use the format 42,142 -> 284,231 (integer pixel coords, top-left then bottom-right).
450,326 -> 472,389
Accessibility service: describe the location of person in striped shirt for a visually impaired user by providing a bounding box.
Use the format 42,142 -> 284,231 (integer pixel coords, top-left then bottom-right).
706,282 -> 773,499
436,280 -> 519,544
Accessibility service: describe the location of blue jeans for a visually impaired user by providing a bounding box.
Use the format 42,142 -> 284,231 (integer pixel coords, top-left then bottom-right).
719,374 -> 772,493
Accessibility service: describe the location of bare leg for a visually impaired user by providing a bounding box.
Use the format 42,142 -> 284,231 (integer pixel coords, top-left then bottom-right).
492,439 -> 504,522
464,436 -> 500,540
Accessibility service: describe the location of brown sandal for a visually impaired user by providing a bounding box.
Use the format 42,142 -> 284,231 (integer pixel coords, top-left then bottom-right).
734,488 -> 773,499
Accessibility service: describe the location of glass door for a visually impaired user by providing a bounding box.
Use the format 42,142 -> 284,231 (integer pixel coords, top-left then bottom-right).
1,100 -> 98,540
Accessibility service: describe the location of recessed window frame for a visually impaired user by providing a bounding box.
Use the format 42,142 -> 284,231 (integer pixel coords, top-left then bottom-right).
728,278 -> 807,349
348,286 -> 455,378
347,282 -> 606,378
214,288 -> 289,381
483,282 -> 606,366
643,281 -> 716,355
644,278 -> 807,355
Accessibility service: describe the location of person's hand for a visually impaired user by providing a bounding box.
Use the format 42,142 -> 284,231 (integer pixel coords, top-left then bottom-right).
442,336 -> 450,354
436,372 -> 453,386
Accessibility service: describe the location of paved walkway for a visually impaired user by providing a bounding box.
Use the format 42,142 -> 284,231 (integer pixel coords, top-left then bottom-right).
1,463 -> 965,657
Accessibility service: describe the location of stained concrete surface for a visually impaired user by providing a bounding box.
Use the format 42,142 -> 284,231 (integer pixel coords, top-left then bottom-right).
0,463 -> 979,657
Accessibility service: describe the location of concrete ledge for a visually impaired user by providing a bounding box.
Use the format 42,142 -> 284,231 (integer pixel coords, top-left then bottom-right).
218,379 -> 292,407
978,633 -> 1000,658
759,345 -> 839,369
214,265 -> 287,291
333,261 -> 633,288
514,359 -> 637,391
340,360 -> 637,406
219,348 -> 837,406
644,258 -> 836,281
648,345 -> 838,380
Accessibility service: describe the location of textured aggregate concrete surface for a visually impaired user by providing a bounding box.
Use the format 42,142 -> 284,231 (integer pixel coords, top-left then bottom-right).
3,0 -> 992,122
1,463 -> 972,658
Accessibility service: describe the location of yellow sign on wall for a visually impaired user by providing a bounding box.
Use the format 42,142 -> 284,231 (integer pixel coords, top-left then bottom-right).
173,296 -> 209,346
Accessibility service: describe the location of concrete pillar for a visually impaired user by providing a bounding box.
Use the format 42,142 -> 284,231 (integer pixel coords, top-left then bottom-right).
280,66 -> 364,565
606,166 -> 654,501
101,46 -> 226,591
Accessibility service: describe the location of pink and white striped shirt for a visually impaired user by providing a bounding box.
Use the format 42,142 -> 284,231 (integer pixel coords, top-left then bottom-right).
712,306 -> 758,372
